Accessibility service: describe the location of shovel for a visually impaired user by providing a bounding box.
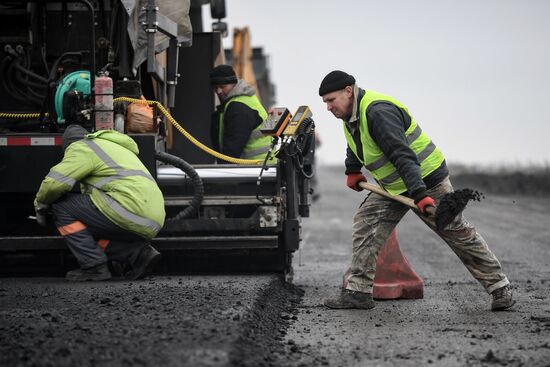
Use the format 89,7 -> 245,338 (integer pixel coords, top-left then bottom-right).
358,181 -> 482,230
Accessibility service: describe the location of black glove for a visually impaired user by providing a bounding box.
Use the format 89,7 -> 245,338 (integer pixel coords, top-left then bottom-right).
35,203 -> 52,227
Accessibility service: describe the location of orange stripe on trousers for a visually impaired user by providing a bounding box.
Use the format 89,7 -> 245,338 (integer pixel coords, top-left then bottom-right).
57,221 -> 87,236
97,239 -> 110,251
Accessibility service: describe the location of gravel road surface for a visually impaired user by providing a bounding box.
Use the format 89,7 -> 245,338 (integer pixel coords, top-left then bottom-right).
1,166 -> 549,366
281,166 -> 550,366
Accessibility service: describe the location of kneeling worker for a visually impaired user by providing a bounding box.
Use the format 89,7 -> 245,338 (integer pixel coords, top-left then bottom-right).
210,64 -> 272,162
34,125 -> 165,281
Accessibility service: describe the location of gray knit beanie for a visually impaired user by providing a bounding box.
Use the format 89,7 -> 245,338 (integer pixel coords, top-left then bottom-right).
62,124 -> 88,151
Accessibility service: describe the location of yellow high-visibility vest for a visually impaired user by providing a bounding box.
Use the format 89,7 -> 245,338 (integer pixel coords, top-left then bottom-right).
220,95 -> 273,160
343,90 -> 445,195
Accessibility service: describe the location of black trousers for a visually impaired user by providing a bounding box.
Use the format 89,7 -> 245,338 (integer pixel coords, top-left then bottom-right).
52,194 -> 147,269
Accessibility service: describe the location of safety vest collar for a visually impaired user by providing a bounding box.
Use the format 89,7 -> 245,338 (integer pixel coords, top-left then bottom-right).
347,85 -> 362,123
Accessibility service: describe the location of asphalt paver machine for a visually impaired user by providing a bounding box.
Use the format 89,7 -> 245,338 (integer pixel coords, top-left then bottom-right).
0,0 -> 315,278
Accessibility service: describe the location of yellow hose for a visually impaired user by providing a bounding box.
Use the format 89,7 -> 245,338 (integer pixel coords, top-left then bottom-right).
114,96 -> 264,165
0,97 -> 264,165
0,112 -> 48,118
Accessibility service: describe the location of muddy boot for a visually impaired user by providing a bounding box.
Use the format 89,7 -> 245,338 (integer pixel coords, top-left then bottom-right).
66,263 -> 112,282
324,289 -> 375,309
125,245 -> 161,280
491,284 -> 515,311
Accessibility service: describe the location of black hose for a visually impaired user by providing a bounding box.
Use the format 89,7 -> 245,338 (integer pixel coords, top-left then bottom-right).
155,151 -> 204,223
0,50 -> 45,104
255,138 -> 278,204
12,63 -> 49,84
282,118 -> 316,180
26,85 -> 46,101
48,51 -> 86,81
14,66 -> 47,90
5,60 -> 40,105
0,57 -> 22,101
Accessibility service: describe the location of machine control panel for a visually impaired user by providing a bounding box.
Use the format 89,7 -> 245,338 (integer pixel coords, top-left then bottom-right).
282,106 -> 312,136
260,107 -> 291,136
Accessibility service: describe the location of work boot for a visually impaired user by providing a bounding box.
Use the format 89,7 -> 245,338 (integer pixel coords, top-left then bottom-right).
66,263 -> 112,282
491,284 -> 515,311
125,245 -> 161,280
324,289 -> 375,309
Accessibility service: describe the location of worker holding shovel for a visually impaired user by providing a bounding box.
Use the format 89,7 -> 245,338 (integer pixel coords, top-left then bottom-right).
319,70 -> 514,311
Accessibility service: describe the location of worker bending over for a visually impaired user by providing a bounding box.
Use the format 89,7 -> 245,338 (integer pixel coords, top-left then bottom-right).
34,125 -> 165,281
210,64 -> 272,162
319,70 -> 514,311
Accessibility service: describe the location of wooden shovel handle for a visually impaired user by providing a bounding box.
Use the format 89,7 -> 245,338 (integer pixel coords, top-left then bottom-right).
357,181 -> 437,216
358,181 -> 435,215
357,181 -> 415,208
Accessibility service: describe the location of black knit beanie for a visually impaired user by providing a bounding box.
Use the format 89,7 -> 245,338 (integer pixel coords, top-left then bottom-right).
62,124 -> 88,151
318,70 -> 356,96
210,64 -> 238,85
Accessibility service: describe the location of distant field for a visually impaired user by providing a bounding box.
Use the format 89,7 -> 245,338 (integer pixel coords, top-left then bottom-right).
448,164 -> 550,197
317,164 -> 550,197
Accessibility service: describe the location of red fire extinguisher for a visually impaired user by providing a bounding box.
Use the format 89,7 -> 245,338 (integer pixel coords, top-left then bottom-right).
94,71 -> 114,130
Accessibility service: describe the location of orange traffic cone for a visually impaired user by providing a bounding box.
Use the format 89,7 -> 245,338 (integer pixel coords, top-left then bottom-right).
343,229 -> 424,299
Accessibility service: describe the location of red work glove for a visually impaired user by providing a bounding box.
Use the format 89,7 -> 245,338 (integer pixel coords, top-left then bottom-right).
415,196 -> 436,214
346,173 -> 366,191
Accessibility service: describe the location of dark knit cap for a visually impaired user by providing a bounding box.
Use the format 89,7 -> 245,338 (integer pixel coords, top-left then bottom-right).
62,124 -> 88,151
318,70 -> 356,96
210,64 -> 238,85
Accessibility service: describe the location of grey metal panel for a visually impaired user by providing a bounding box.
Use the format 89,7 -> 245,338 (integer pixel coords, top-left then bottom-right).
168,33 -> 221,164
0,137 -> 63,193
164,195 -> 279,206
153,235 -> 278,250
0,235 -> 278,251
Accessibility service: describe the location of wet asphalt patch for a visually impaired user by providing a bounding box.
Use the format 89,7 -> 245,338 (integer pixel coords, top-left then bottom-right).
0,276 -> 305,367
229,280 -> 304,366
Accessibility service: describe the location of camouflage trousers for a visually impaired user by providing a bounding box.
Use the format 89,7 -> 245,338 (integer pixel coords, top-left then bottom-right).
345,176 -> 509,295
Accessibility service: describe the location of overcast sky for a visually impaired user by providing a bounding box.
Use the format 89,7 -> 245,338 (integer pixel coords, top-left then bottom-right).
202,0 -> 550,167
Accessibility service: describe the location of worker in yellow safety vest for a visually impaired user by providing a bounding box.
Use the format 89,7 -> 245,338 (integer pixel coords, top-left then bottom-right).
319,70 -> 514,311
210,64 -> 272,162
34,125 -> 165,281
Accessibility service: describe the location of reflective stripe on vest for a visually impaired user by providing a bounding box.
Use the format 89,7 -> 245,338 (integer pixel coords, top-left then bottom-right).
343,90 -> 445,196
95,189 -> 162,233
364,125 -> 423,171
81,139 -> 161,232
219,94 -> 272,159
46,171 -> 77,187
379,141 -> 438,185
83,140 -> 155,188
241,145 -> 271,159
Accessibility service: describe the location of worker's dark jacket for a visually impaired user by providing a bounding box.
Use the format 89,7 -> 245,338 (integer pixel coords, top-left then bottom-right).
211,81 -> 264,161
345,87 -> 449,201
